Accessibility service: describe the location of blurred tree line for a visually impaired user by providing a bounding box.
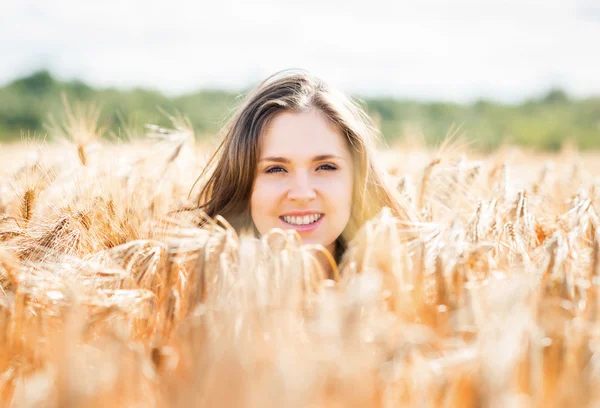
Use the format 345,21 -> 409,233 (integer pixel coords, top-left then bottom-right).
1,70 -> 599,150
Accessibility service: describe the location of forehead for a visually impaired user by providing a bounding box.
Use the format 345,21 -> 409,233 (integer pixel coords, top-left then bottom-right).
260,110 -> 350,157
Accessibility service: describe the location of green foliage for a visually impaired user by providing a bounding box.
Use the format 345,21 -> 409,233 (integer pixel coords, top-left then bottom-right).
1,70 -> 599,150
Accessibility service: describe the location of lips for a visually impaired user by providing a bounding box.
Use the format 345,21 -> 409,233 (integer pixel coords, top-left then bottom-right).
279,213 -> 324,232
281,214 -> 323,225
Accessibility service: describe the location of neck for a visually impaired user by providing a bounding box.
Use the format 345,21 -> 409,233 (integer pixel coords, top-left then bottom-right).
326,241 -> 336,258
317,241 -> 337,280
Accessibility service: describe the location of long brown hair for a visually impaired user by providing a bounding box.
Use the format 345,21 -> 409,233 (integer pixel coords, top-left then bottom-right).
193,69 -> 412,259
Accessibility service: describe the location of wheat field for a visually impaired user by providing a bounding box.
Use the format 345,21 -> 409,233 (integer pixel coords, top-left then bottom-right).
1,109 -> 600,407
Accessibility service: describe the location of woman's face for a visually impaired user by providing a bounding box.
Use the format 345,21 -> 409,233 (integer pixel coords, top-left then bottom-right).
250,110 -> 354,254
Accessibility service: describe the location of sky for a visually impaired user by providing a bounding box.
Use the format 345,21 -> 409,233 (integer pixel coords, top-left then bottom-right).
1,0 -> 599,103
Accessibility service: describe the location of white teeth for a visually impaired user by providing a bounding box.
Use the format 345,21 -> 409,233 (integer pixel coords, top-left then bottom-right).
282,214 -> 322,225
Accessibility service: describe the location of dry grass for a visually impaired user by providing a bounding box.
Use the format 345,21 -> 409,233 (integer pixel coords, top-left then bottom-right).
1,110 -> 600,407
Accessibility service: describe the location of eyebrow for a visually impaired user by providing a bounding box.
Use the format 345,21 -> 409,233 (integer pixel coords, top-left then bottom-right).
259,154 -> 344,163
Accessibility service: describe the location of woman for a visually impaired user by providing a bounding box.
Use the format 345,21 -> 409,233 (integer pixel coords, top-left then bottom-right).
194,69 -> 411,268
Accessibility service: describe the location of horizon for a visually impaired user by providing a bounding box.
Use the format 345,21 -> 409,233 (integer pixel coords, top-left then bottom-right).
2,68 -> 591,106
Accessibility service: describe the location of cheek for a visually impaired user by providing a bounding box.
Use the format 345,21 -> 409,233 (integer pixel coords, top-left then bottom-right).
251,180 -> 276,208
250,179 -> 281,229
320,173 -> 353,209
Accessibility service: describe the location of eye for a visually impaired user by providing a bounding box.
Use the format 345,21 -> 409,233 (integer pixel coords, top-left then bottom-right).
317,163 -> 337,171
265,165 -> 287,174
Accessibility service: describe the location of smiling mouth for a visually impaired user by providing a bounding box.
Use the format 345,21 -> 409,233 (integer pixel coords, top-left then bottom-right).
279,214 -> 323,226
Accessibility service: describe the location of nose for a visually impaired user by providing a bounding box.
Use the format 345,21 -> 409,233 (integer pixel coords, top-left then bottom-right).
287,169 -> 316,202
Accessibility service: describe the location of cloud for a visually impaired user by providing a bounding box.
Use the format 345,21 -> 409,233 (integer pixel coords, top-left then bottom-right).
1,0 -> 599,102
